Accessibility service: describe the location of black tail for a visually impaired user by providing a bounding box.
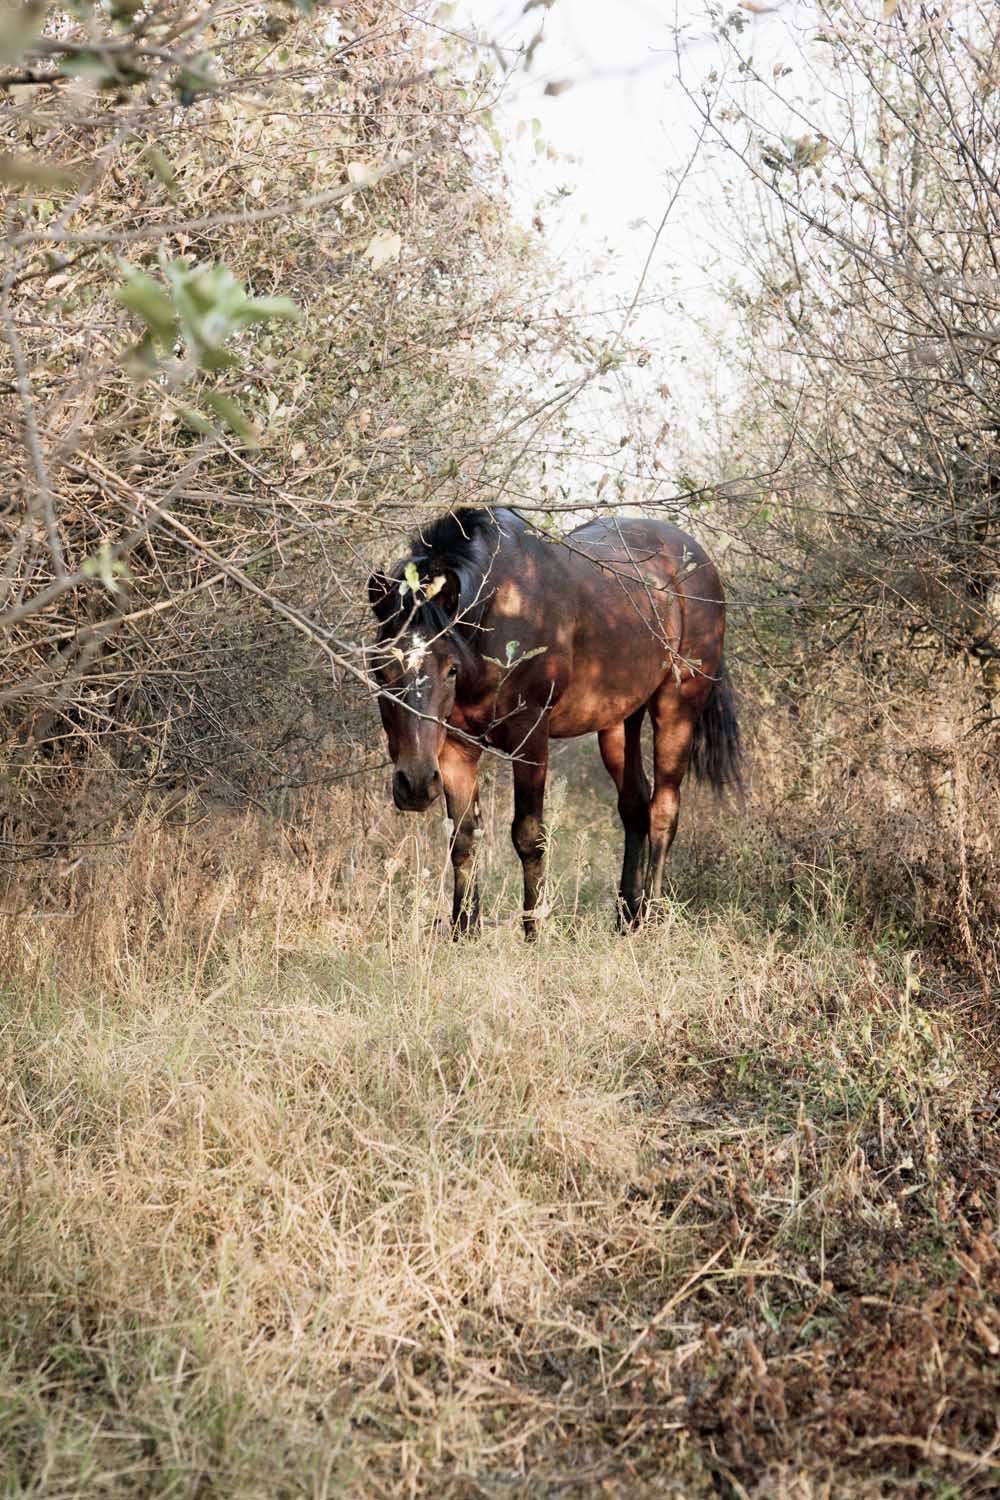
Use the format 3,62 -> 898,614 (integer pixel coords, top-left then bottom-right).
690,658 -> 744,799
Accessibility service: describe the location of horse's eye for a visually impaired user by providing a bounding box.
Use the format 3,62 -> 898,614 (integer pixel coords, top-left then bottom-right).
446,663 -> 458,679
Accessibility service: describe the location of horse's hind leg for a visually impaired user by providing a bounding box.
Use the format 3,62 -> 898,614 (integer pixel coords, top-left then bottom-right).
598,708 -> 650,928
644,688 -> 697,914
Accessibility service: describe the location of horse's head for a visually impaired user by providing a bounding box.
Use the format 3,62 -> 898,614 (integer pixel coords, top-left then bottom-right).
368,569 -> 465,812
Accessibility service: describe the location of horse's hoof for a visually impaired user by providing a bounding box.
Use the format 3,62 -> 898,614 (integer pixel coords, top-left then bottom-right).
451,919 -> 482,941
614,902 -> 642,933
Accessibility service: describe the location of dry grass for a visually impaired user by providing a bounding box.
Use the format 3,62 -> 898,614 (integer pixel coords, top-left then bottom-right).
2,769 -> 999,1498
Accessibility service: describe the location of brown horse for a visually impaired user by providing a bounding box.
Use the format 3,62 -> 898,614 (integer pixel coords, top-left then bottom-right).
368,507 -> 741,938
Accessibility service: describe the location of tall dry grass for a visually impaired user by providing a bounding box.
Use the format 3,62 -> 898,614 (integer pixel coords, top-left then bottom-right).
1,758 -> 999,1497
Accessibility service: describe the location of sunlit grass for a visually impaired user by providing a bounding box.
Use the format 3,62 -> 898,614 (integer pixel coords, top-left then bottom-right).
1,787 -> 998,1497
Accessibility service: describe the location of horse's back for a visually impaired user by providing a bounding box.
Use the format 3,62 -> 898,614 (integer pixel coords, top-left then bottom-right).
520,514 -> 726,738
566,515 -> 717,583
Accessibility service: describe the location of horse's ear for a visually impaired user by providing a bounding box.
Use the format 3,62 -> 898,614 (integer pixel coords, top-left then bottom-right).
367,571 -> 397,622
430,568 -> 461,618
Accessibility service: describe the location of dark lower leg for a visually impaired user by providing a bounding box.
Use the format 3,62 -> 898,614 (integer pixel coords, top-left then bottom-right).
599,712 -> 650,927
511,735 -> 548,941
450,816 -> 481,934
619,830 -> 649,925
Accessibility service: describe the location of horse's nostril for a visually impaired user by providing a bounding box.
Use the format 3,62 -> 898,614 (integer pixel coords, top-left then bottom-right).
393,768 -> 439,810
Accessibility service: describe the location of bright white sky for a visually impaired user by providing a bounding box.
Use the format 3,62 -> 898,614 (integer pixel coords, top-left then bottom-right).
454,0 -> 828,459
474,7 -> 798,307
484,1 -> 732,297
440,0 -> 785,462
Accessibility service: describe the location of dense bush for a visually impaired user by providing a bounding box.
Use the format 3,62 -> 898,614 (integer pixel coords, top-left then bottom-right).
0,0 -> 596,836
3,0 -> 998,980
671,0 -> 1000,979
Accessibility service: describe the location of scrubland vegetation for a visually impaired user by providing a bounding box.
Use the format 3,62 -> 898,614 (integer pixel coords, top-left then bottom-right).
2,736 -> 999,1497
2,0 -> 999,1495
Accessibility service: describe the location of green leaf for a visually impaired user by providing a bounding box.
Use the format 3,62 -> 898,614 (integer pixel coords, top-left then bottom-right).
174,52 -> 217,106
242,293 -> 299,322
402,561 -> 421,597
143,146 -> 176,189
80,542 -> 130,594
179,407 -> 213,436
58,52 -> 124,87
203,391 -> 257,444
484,644 -> 545,671
115,266 -> 177,344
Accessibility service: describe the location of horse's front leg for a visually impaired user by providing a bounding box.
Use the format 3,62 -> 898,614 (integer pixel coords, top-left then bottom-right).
439,738 -> 483,937
510,725 -> 549,942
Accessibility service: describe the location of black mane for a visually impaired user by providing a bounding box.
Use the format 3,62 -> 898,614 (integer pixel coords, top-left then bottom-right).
373,506 -> 521,667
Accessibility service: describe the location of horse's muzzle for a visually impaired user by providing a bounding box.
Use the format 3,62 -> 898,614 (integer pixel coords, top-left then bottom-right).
392,768 -> 442,812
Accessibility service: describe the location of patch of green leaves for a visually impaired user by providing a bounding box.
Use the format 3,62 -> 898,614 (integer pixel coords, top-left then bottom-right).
162,260 -> 299,371
117,258 -> 299,370
483,640 -> 547,670
57,49 -> 147,87
116,258 -> 299,442
80,543 -> 130,594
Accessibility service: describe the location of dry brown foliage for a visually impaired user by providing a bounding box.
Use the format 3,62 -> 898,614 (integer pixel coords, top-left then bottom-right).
700,0 -> 1000,704
1,772 -> 998,1497
3,5 -> 1000,1497
1,0 -> 602,843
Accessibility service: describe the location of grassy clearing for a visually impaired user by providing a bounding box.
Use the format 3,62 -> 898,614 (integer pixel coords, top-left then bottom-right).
1,777 -> 999,1498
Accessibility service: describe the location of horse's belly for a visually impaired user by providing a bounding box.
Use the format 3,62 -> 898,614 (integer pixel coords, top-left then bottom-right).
548,671 -> 663,738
